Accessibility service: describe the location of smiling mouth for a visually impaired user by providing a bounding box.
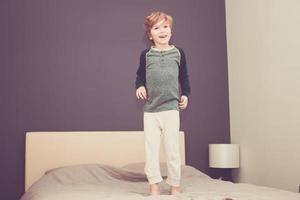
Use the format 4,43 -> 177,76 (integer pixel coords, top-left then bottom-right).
158,35 -> 168,38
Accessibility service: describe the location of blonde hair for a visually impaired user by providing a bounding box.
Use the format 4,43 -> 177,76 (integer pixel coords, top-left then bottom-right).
144,11 -> 173,38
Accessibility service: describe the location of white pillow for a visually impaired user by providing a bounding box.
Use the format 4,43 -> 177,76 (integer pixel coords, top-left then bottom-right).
122,163 -> 211,179
121,162 -> 168,177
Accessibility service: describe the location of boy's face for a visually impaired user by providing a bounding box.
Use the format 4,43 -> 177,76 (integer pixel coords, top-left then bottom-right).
150,20 -> 172,47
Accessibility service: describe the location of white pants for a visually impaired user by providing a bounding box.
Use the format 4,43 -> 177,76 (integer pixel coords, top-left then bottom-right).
143,110 -> 181,186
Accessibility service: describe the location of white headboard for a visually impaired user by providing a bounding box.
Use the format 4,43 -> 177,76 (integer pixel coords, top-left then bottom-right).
25,131 -> 185,190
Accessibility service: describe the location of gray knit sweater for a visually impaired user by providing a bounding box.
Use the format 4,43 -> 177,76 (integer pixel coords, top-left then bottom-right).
135,46 -> 191,112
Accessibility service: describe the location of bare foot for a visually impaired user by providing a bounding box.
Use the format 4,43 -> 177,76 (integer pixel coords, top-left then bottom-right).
150,183 -> 160,195
170,186 -> 181,195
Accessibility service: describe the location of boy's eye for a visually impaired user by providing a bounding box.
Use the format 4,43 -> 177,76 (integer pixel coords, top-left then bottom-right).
164,25 -> 169,28
154,27 -> 158,30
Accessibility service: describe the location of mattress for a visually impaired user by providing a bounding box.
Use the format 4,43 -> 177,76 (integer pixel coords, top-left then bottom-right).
21,163 -> 300,200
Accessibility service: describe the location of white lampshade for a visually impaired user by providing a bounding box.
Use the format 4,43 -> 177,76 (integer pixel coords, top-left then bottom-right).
209,144 -> 240,168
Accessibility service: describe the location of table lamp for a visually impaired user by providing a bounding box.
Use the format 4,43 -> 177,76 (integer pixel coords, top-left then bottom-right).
209,144 -> 240,181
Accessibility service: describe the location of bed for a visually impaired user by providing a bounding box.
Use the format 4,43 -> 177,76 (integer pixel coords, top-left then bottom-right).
21,131 -> 300,200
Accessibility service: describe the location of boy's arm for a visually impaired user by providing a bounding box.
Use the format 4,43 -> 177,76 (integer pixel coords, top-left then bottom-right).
135,50 -> 147,89
178,48 -> 191,97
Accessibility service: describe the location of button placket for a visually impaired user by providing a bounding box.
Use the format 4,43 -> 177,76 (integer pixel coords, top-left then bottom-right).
161,52 -> 165,62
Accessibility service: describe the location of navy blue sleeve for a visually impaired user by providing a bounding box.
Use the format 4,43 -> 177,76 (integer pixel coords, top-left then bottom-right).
178,48 -> 191,97
135,50 -> 147,89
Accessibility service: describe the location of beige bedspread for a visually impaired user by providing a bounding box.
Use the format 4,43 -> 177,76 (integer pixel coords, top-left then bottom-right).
21,164 -> 300,200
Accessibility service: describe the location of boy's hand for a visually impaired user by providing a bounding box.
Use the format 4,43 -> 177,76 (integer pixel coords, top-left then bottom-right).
179,96 -> 188,110
136,86 -> 148,100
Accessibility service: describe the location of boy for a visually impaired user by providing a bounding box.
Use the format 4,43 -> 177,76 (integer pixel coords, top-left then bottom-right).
135,11 -> 191,195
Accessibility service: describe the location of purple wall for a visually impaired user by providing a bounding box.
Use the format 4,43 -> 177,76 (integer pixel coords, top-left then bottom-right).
0,0 -> 229,199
